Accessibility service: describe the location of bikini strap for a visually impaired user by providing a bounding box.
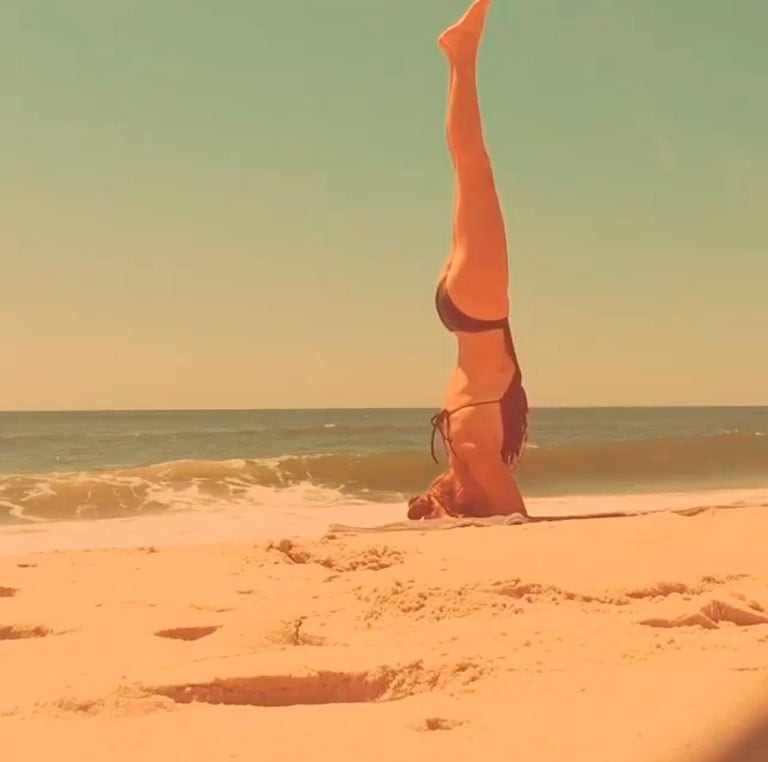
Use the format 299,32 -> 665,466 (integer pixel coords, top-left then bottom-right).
429,410 -> 449,464
429,399 -> 501,465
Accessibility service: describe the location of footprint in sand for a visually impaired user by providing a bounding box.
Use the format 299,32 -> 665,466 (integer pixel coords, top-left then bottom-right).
421,717 -> 466,732
154,626 -> 220,642
358,579 -> 486,623
267,539 -> 404,572
624,575 -> 750,601
0,624 -> 54,640
486,578 -> 628,607
640,599 -> 768,630
624,581 -> 701,599
148,660 -> 485,708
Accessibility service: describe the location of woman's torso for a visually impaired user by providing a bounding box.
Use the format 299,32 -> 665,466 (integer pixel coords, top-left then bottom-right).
434,277 -> 526,466
443,330 -> 517,411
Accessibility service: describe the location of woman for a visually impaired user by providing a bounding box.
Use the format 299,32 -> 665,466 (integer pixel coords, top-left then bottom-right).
408,0 -> 529,521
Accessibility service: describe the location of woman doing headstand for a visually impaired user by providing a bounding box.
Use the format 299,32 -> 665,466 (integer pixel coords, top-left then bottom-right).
408,0 -> 529,520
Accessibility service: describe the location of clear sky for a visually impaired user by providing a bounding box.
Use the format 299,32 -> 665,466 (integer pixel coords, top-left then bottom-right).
2,0 -> 766,410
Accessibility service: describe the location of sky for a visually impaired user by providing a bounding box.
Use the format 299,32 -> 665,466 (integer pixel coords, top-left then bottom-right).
1,0 -> 766,410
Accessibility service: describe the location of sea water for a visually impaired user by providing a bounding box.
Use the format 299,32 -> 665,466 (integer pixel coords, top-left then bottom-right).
1,407 -> 766,525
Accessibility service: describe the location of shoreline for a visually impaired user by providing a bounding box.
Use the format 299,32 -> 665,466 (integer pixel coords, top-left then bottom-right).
1,485 -> 766,558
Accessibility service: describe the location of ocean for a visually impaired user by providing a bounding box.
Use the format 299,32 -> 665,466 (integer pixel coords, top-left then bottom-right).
0,407 -> 766,526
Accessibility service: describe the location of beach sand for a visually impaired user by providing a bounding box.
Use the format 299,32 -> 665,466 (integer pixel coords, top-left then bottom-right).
2,501 -> 768,761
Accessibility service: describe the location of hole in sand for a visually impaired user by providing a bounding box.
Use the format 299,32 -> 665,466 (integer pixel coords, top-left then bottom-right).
154,626 -> 220,641
0,625 -> 53,641
423,717 -> 464,731
0,587 -> 17,598
151,662 -> 481,707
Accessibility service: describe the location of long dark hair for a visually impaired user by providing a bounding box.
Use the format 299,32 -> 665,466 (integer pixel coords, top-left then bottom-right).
499,321 -> 529,467
501,375 -> 529,467
408,470 -> 472,519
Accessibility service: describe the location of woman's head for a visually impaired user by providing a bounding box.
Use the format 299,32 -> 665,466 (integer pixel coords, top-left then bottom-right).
407,492 -> 438,520
407,469 -> 483,520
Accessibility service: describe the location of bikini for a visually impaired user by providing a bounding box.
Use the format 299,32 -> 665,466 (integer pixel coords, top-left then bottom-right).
430,278 -> 529,466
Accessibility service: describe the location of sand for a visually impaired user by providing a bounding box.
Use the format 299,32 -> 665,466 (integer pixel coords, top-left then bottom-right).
2,501 -> 768,761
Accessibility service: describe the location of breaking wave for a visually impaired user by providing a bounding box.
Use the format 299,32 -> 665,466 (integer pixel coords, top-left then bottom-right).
1,431 -> 766,522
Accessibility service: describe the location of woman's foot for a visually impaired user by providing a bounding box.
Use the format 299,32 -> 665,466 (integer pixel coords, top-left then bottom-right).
438,0 -> 492,60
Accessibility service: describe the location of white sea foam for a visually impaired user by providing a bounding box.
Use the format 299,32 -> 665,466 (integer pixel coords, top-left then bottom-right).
1,486 -> 765,558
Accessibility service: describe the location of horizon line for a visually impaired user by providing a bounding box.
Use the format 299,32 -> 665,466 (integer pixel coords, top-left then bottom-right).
1,404 -> 765,414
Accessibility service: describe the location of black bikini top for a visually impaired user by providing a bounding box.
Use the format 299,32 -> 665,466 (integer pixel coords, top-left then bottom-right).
435,278 -> 517,359
435,278 -> 508,334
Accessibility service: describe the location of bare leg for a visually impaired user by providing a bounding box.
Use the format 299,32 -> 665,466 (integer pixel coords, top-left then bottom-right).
440,0 -> 509,321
